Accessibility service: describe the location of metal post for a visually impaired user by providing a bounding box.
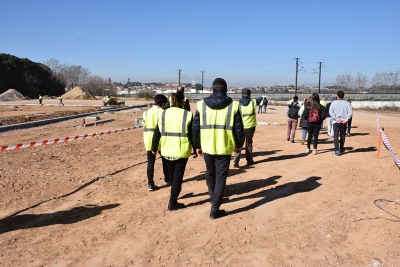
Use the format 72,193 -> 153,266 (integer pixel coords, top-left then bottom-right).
295,58 -> 299,96
201,71 -> 204,90
318,62 -> 322,93
178,69 -> 181,86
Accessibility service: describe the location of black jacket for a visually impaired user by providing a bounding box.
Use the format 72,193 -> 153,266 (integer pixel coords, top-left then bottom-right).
302,102 -> 327,124
192,92 -> 244,150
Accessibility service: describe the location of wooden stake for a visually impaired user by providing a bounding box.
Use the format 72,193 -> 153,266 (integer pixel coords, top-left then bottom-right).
377,125 -> 382,159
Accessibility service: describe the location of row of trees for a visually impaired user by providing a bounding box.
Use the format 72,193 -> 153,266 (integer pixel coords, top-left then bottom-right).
335,71 -> 400,93
0,54 -> 65,98
44,58 -> 110,96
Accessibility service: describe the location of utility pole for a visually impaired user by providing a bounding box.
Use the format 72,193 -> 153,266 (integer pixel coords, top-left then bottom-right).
201,71 -> 204,90
295,58 -> 300,96
318,62 -> 323,93
178,69 -> 181,86
128,78 -> 130,96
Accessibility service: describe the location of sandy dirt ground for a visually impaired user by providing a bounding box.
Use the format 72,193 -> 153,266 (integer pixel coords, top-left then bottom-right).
0,99 -> 400,267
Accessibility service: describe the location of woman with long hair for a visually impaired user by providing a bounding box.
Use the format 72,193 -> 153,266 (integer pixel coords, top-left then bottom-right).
298,96 -> 310,145
302,94 -> 327,154
152,93 -> 193,211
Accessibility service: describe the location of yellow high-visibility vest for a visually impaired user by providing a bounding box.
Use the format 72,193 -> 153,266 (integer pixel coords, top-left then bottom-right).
240,99 -> 257,129
159,107 -> 192,158
142,108 -> 163,151
197,100 -> 239,155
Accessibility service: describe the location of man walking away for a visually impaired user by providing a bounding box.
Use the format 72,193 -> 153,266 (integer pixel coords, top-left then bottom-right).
39,95 -> 43,106
59,96 -> 64,106
329,91 -> 353,156
233,88 -> 257,168
262,96 -> 268,113
286,95 -> 300,143
192,78 -> 244,220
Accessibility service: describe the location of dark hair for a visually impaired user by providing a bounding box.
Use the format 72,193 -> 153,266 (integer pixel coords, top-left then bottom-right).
293,95 -> 298,101
337,90 -> 345,99
312,93 -> 320,104
212,78 -> 227,92
170,93 -> 184,108
154,94 -> 168,106
177,86 -> 185,93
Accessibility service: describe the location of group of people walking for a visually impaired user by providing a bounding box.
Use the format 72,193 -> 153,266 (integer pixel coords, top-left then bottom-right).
142,79 -> 353,220
286,91 -> 353,156
142,79 -> 250,219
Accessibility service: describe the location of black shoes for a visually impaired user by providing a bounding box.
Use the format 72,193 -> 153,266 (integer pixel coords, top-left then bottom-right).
247,160 -> 255,166
148,183 -> 157,191
233,163 -> 239,168
209,209 -> 226,220
168,202 -> 185,211
163,179 -> 171,185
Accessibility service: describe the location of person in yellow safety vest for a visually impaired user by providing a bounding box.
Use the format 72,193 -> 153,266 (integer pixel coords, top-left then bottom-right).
59,96 -> 64,106
142,94 -> 170,191
39,95 -> 43,106
151,93 -> 193,211
233,88 -> 257,168
320,97 -> 327,107
121,97 -> 125,106
257,97 -> 263,113
103,96 -> 109,106
166,85 -> 190,111
192,78 -> 244,220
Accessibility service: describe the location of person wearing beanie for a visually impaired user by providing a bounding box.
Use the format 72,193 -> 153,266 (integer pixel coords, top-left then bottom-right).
233,88 -> 257,167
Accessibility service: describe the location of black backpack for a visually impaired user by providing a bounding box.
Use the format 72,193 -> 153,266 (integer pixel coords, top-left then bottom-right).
288,102 -> 300,119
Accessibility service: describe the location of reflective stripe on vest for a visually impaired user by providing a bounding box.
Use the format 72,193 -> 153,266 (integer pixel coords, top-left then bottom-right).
200,101 -> 233,130
159,108 -> 192,158
198,100 -> 238,155
240,99 -> 257,129
142,108 -> 163,151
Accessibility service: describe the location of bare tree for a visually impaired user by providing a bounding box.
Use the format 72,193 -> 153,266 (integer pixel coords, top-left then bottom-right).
381,71 -> 391,92
335,73 -> 354,90
389,70 -> 400,93
81,75 -> 109,96
370,71 -> 382,92
354,72 -> 368,91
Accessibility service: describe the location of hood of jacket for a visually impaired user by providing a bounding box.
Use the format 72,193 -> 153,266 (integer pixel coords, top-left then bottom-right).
239,97 -> 252,106
204,92 -> 233,109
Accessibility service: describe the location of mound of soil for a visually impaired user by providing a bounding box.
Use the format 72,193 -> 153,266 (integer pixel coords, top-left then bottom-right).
62,86 -> 96,100
0,89 -> 29,101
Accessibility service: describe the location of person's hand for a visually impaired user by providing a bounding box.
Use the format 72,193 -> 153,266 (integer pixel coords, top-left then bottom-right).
196,149 -> 203,157
234,147 -> 242,153
152,151 -> 157,155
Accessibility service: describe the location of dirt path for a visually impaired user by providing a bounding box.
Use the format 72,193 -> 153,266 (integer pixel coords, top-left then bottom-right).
0,100 -> 399,266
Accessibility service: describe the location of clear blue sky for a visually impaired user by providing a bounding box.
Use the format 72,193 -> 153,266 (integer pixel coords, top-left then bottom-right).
2,0 -> 400,88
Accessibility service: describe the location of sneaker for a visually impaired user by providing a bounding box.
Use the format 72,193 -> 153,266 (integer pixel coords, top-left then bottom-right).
334,150 -> 340,156
233,163 -> 240,168
148,183 -> 157,191
306,148 -> 310,153
168,202 -> 185,211
290,140 -> 295,143
340,148 -> 345,154
346,133 -> 351,137
163,179 -> 171,185
209,209 -> 226,220
287,138 -> 290,141
312,150 -> 317,155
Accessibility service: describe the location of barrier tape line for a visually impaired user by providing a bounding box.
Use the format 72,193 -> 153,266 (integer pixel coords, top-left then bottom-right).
380,129 -> 400,169
0,126 -> 142,151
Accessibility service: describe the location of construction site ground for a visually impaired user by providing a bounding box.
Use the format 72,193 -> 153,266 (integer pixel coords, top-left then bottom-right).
0,99 -> 399,267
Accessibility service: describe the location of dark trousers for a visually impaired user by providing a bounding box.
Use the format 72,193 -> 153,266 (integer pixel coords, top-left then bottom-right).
146,151 -> 169,184
258,106 -> 262,113
333,123 -> 347,151
233,127 -> 255,164
165,158 -> 188,204
347,117 -> 352,134
307,123 -> 321,149
263,104 -> 267,113
204,154 -> 231,213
